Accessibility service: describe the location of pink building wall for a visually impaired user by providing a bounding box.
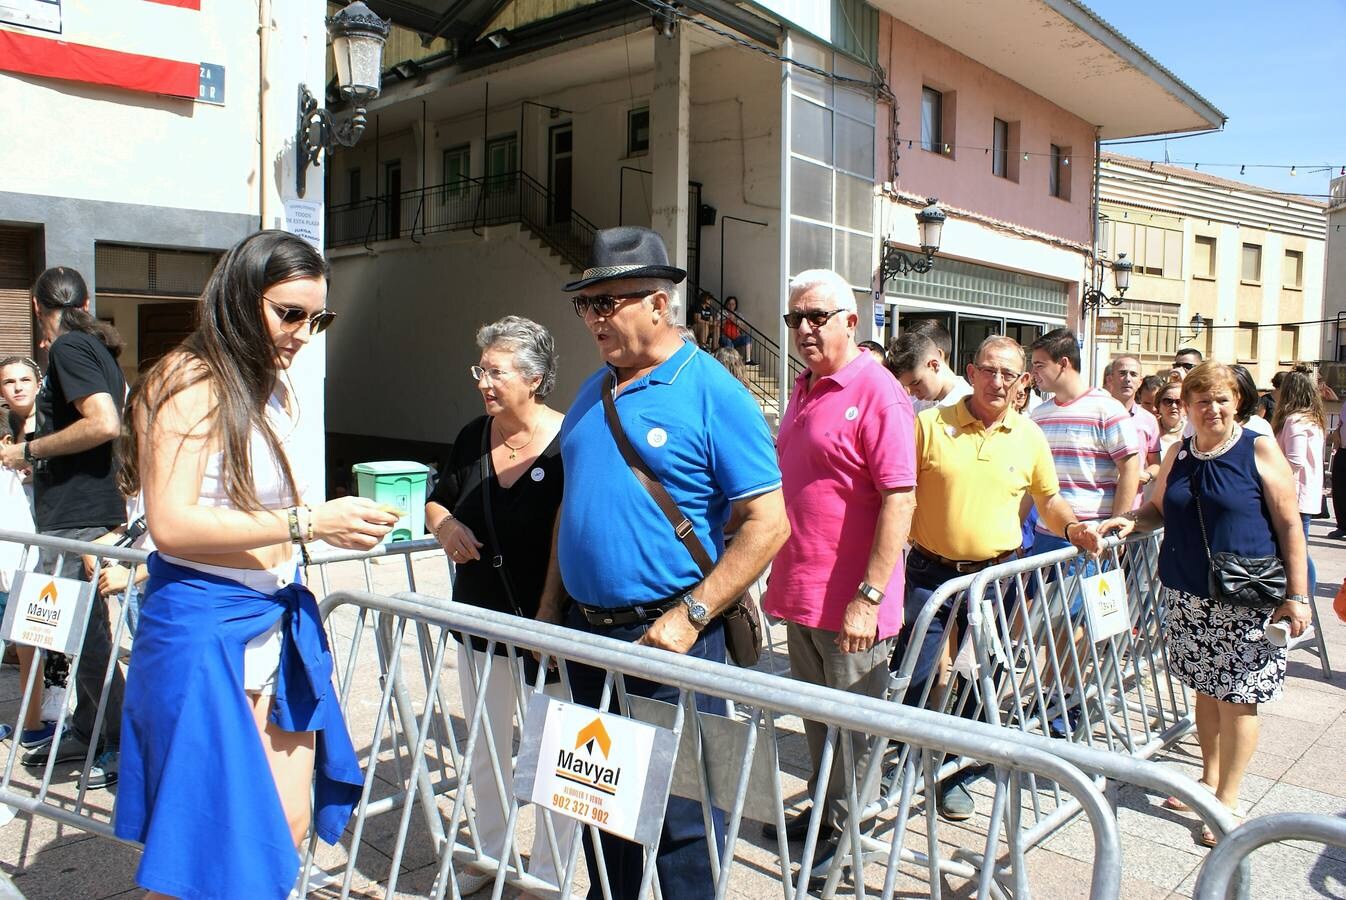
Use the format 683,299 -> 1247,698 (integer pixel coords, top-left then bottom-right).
877,17 -> 1097,246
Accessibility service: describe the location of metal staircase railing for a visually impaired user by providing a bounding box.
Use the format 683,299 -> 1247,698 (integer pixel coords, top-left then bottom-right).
706,297 -> 803,410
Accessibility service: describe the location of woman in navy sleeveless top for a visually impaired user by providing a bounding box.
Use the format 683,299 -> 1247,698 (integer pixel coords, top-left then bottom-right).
1101,362 -> 1309,846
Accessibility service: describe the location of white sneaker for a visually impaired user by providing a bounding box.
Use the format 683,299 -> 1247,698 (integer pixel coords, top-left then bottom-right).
40,685 -> 68,723
454,867 -> 494,896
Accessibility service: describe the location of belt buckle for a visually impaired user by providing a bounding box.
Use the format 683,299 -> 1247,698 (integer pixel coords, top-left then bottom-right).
955,559 -> 976,574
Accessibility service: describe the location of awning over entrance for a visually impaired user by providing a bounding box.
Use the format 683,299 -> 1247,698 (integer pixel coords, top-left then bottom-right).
886,257 -> 1068,320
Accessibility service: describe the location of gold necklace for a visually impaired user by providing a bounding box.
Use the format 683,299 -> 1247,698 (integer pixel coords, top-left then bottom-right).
496,419 -> 536,461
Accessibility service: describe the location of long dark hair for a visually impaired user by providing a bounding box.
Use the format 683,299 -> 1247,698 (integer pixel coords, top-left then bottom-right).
1273,368 -> 1326,435
32,267 -> 124,358
121,231 -> 328,510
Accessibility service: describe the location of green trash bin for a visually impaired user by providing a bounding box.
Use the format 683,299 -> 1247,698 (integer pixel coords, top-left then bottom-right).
351,460 -> 430,543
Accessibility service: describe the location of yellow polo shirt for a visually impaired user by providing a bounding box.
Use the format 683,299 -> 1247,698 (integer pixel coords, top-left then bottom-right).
910,399 -> 1059,561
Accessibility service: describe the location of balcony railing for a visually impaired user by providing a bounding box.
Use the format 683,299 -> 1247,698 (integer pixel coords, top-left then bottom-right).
326,171 -> 598,272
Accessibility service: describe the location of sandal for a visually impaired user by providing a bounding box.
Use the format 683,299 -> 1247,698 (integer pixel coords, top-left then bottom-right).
1162,781 -> 1213,812
1199,811 -> 1244,847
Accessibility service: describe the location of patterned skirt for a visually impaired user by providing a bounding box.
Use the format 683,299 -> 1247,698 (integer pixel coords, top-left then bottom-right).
1162,585 -> 1287,704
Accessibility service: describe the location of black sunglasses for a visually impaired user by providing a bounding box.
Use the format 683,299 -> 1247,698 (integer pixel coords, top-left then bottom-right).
783,308 -> 845,329
266,299 -> 337,335
571,291 -> 653,319
1174,361 -> 1196,371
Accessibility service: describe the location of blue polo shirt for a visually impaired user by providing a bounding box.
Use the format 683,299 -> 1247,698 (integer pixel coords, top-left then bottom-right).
559,340 -> 782,608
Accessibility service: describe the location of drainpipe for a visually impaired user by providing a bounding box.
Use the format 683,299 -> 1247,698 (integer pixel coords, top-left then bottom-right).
257,0 -> 273,226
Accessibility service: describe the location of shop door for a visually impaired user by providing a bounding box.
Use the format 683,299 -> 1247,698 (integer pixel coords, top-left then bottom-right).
138,302 -> 197,375
956,315 -> 1002,371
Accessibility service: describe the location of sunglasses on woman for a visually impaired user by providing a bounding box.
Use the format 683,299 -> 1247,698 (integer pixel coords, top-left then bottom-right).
266,299 -> 337,335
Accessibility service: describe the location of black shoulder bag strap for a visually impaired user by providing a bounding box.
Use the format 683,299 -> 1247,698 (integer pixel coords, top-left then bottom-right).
599,371 -> 715,577
478,418 -> 526,618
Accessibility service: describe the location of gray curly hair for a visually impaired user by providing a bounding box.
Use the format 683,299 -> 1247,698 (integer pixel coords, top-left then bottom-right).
476,315 -> 558,398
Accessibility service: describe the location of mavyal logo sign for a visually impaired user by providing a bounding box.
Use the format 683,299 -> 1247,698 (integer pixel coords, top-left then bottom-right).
518,696 -> 677,847
0,571 -> 91,655
556,718 -> 621,795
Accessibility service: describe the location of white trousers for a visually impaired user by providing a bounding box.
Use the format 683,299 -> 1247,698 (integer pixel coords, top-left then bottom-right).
457,643 -> 579,891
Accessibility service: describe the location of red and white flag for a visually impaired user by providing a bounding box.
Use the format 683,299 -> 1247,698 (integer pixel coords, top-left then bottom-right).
0,0 -> 204,99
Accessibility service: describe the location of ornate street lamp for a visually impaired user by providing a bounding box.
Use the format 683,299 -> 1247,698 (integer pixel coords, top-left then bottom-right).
295,1 -> 390,197
1181,312 -> 1209,343
1081,252 -> 1133,312
879,198 -> 945,291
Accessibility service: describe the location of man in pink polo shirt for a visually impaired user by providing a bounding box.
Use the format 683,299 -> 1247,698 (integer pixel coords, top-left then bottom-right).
1106,354 -> 1161,501
763,268 -> 916,869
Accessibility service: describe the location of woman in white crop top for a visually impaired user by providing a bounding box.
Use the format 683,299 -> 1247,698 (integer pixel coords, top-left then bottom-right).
117,231 -> 396,898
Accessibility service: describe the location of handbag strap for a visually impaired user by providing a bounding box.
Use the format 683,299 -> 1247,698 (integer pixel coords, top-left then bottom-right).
1189,448 -> 1216,564
600,371 -> 715,578
478,418 -> 526,617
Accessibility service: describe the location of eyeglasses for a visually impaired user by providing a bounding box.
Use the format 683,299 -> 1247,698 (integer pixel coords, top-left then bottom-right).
782,308 -> 844,329
470,365 -> 517,384
1174,361 -> 1196,371
265,299 -> 337,335
1159,397 -> 1183,407
571,291 -> 653,318
974,365 -> 1025,383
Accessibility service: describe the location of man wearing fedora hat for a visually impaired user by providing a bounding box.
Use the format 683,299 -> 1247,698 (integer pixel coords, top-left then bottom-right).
537,226 -> 788,898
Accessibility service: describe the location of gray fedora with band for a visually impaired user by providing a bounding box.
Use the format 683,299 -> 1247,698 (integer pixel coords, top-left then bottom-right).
564,226 -> 687,292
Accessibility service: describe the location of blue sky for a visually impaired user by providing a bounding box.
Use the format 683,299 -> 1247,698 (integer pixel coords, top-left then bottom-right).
1087,0 -> 1346,200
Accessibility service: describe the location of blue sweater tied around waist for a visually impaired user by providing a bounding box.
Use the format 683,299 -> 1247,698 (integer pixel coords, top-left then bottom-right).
115,554 -> 363,900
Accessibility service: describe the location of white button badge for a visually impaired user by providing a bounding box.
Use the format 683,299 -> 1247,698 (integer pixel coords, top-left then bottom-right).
845,406 -> 859,421
530,467 -> 545,482
646,427 -> 668,448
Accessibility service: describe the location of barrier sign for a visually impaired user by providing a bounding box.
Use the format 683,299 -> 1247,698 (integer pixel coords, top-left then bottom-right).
515,694 -> 677,848
1081,568 -> 1130,642
0,571 -> 93,655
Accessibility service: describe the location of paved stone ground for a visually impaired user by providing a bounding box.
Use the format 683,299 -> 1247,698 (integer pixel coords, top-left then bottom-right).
2,528 -> 1346,899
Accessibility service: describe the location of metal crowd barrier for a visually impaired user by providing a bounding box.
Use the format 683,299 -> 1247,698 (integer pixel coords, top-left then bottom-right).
1193,812 -> 1346,900
842,531 -> 1208,896
0,529 -> 1253,900
321,587 -> 1128,900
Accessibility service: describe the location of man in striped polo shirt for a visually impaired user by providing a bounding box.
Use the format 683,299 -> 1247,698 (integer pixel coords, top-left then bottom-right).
1028,329 -> 1140,551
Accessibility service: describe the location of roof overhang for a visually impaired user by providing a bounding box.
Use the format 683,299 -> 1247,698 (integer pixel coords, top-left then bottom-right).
869,0 -> 1225,140
363,0 -> 780,53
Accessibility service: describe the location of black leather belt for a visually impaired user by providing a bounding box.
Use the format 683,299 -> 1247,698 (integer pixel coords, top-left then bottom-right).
577,598 -> 681,627
912,544 -> 1016,574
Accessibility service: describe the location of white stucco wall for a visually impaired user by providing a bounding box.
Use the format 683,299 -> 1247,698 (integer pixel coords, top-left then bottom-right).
0,1 -> 264,216
324,227 -> 597,444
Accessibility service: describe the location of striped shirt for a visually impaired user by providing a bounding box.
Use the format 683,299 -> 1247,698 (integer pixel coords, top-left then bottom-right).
1030,388 -> 1139,528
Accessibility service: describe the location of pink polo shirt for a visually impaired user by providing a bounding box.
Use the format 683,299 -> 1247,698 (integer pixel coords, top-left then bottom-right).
764,352 -> 917,640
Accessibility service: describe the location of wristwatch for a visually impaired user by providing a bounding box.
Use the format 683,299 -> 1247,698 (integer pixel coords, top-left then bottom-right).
1287,594 -> 1310,606
22,441 -> 34,463
681,592 -> 711,628
856,581 -> 884,606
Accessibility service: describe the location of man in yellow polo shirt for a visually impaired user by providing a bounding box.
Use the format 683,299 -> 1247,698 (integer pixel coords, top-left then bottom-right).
892,334 -> 1100,820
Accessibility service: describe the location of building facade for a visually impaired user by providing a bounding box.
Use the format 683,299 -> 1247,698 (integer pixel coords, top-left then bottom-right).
0,0 -> 330,491
868,0 -> 1223,373
324,0 -> 1222,469
1325,175 -> 1346,366
1098,154 -> 1327,388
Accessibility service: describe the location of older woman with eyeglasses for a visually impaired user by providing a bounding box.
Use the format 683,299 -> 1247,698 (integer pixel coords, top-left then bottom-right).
424,315 -> 577,894
1101,361 -> 1309,847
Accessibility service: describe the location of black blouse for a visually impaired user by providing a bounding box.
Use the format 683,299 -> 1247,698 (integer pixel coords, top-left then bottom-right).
429,415 -> 563,622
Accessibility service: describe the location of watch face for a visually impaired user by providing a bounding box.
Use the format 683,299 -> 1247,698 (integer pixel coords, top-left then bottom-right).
683,595 -> 710,623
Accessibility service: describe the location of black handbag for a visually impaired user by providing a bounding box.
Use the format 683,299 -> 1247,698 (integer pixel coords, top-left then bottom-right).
1193,484 -> 1286,610
599,373 -> 764,667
